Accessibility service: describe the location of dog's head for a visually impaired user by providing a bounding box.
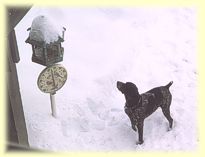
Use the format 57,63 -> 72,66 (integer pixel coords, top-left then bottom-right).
117,81 -> 139,97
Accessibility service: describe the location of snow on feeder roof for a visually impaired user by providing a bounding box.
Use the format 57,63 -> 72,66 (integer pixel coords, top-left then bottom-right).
25,15 -> 66,66
29,15 -> 65,44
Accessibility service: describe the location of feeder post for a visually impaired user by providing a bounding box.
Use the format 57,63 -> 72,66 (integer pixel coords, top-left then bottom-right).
50,92 -> 57,118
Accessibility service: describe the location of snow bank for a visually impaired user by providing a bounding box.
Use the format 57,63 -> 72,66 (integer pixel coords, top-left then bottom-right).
29,15 -> 63,43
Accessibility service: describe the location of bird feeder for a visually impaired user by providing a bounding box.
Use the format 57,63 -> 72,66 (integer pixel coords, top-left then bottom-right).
25,15 -> 66,66
25,15 -> 68,118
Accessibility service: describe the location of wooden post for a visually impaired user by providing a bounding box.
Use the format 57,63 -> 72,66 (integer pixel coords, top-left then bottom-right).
50,93 -> 57,118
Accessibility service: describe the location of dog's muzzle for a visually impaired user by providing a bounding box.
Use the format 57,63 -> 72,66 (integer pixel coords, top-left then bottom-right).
117,81 -> 124,90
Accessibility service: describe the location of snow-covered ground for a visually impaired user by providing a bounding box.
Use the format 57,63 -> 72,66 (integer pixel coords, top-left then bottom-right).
15,7 -> 198,151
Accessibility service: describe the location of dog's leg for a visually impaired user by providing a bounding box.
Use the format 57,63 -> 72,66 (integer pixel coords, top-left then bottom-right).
125,109 -> 137,131
162,107 -> 173,129
136,120 -> 144,145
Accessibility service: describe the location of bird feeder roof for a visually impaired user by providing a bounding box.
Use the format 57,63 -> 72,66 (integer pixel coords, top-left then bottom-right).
27,15 -> 65,44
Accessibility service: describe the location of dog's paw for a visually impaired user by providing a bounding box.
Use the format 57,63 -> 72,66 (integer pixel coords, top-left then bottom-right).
167,120 -> 175,131
167,125 -> 173,131
136,140 -> 144,145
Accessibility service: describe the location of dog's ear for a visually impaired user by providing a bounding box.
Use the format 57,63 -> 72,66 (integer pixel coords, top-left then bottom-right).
125,82 -> 139,96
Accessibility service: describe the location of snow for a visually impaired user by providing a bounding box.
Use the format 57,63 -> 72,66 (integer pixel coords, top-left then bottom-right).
15,7 -> 198,151
29,15 -> 64,43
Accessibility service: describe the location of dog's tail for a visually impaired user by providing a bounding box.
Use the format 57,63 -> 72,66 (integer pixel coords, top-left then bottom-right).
165,81 -> 173,89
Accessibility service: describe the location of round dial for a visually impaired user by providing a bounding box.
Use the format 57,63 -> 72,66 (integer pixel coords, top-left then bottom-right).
37,64 -> 67,93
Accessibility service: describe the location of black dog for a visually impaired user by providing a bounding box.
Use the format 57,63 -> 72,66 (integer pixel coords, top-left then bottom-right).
117,81 -> 173,145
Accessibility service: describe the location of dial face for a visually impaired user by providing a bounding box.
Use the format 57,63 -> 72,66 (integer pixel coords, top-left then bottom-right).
37,64 -> 67,93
